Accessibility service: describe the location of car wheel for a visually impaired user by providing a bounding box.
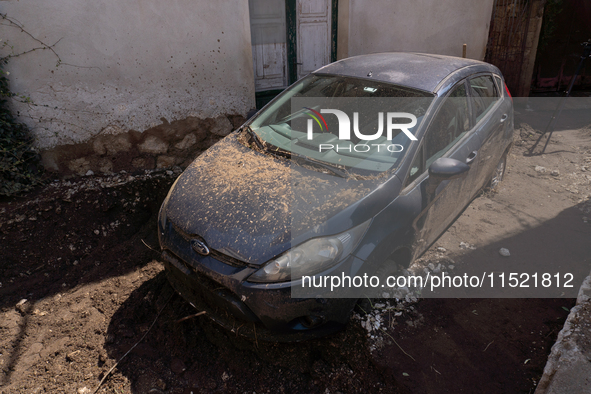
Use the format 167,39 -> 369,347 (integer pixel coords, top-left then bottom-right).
489,153 -> 507,190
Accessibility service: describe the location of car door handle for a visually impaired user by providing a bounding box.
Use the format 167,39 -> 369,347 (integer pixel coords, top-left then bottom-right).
466,151 -> 477,165
500,114 -> 508,123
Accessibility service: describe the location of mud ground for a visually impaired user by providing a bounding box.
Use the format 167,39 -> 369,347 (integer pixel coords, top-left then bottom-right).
1,108 -> 591,393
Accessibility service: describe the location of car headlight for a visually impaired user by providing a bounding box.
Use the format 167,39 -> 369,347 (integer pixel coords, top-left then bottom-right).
247,220 -> 371,283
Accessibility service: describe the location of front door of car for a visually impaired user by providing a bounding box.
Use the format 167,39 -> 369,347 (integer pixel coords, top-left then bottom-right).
407,80 -> 483,257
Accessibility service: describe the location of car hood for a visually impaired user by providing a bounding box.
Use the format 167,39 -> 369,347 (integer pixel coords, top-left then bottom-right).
164,132 -> 400,265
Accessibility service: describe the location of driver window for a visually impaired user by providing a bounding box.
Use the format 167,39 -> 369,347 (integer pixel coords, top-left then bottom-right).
425,82 -> 470,168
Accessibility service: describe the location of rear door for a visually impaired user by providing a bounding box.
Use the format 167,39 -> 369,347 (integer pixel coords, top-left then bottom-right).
468,74 -> 508,187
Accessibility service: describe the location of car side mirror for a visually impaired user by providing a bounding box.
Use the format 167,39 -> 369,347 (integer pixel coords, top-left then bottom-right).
426,158 -> 470,195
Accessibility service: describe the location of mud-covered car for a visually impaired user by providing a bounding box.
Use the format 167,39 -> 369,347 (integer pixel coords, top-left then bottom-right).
158,52 -> 514,340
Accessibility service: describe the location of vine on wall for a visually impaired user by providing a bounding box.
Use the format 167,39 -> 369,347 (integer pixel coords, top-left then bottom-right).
0,60 -> 44,196
0,13 -> 51,196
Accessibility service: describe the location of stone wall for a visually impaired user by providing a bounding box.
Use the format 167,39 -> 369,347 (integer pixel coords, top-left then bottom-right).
40,115 -> 245,176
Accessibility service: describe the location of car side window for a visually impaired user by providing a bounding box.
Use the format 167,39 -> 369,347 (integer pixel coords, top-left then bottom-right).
424,82 -> 470,168
469,75 -> 499,123
403,82 -> 470,189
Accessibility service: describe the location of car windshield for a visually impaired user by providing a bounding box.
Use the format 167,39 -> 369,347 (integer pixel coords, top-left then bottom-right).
248,74 -> 435,175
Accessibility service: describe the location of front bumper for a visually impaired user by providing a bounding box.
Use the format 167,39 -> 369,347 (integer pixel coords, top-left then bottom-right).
160,249 -> 357,341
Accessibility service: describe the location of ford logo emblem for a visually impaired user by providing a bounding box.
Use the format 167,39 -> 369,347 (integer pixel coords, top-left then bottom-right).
191,239 -> 210,256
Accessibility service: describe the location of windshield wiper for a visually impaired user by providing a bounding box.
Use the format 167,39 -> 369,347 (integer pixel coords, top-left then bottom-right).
290,152 -> 349,178
244,125 -> 266,151
244,128 -> 348,178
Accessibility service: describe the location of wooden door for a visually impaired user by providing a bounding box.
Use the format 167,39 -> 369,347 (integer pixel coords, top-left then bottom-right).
296,0 -> 332,79
249,0 -> 288,91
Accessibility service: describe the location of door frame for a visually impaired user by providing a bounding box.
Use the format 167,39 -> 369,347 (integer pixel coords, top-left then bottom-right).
255,0 -> 338,109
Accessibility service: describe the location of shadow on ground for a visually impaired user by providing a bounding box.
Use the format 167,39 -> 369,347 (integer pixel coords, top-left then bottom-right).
104,271 -> 392,394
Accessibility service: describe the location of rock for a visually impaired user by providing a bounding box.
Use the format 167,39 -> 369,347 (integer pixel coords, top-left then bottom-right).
156,155 -> 178,169
551,169 -> 560,176
132,157 -> 154,170
210,116 -> 233,137
437,247 -> 447,253
459,242 -> 476,250
16,298 -> 28,314
175,133 -> 197,150
78,387 -> 91,394
535,165 -> 546,173
68,158 -> 91,175
155,379 -> 166,390
535,270 -> 591,393
499,248 -> 511,257
93,134 -> 132,156
139,136 -> 168,154
85,170 -> 94,176
97,158 -> 113,174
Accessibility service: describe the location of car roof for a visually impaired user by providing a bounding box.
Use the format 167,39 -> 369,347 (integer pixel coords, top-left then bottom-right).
314,52 -> 496,93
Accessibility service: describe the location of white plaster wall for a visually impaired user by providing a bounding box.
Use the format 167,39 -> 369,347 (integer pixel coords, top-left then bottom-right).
0,0 -> 255,149
347,0 -> 495,61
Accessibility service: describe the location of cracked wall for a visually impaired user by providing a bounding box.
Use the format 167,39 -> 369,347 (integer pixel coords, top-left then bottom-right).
0,0 -> 256,171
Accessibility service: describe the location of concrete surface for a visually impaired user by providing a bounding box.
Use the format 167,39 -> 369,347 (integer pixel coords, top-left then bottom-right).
536,271 -> 591,393
345,0 -> 495,60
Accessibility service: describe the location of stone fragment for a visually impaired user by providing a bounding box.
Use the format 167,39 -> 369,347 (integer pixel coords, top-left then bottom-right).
209,116 -> 233,137
132,157 -> 152,169
68,158 -> 91,175
139,136 -> 168,154
535,165 -> 546,173
499,248 -> 510,257
175,133 -> 197,150
157,155 -> 178,169
97,158 -> 113,174
16,298 -> 28,314
93,134 -> 131,155
459,241 -> 476,250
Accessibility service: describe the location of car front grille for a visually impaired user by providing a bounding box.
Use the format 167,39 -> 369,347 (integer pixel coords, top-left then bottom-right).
170,222 -> 250,268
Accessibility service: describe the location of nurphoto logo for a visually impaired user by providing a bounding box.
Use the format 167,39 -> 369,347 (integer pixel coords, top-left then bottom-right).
304,108 -> 417,153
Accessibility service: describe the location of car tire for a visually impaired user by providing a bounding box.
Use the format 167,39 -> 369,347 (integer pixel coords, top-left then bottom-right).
488,152 -> 507,191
